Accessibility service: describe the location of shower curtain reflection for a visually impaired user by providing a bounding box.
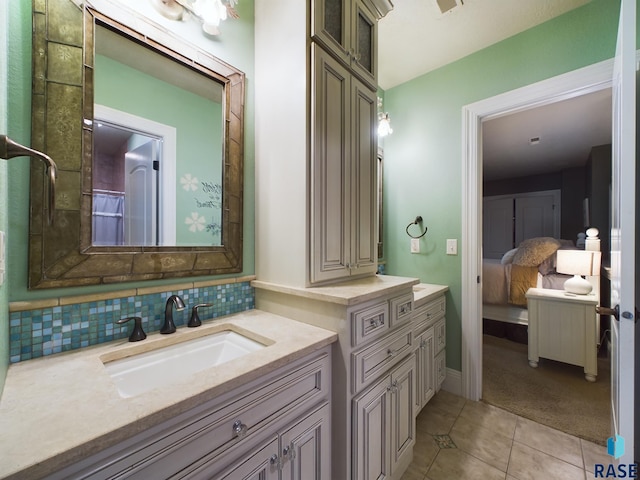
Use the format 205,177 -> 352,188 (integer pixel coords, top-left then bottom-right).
92,191 -> 124,246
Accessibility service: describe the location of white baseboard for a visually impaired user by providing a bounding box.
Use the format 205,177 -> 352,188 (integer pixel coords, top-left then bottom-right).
441,368 -> 462,397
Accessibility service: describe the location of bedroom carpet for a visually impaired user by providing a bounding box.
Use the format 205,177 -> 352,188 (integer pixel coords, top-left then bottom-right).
482,333 -> 610,446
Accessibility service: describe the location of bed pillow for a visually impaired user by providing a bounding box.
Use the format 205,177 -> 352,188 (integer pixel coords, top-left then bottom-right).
513,237 -> 561,267
500,248 -> 519,265
538,253 -> 556,275
538,242 -> 579,275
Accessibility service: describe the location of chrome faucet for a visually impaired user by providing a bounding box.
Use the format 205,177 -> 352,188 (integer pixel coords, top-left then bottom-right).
161,295 -> 185,334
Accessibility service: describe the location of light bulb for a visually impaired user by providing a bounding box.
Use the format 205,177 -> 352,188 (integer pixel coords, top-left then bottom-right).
378,114 -> 393,137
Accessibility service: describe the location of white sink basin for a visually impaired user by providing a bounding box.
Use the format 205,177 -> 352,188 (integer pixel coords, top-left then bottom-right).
104,330 -> 266,398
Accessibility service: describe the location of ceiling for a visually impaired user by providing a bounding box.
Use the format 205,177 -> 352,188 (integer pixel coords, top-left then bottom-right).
377,0 -> 592,90
377,0 -> 611,181
482,88 -> 612,181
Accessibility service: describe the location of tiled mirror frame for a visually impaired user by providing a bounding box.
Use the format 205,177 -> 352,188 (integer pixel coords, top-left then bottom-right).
29,0 -> 245,289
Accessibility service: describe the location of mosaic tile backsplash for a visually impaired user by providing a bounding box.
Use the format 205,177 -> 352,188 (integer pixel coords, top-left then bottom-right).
9,281 -> 255,363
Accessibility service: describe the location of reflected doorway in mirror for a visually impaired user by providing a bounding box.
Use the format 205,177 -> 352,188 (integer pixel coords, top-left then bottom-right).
93,105 -> 177,246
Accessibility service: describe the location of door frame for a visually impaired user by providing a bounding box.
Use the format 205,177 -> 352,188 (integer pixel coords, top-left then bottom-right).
461,58 -> 618,401
94,104 -> 177,245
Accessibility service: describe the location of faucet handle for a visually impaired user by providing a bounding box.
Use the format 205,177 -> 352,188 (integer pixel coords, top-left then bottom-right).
116,316 -> 147,342
188,303 -> 214,328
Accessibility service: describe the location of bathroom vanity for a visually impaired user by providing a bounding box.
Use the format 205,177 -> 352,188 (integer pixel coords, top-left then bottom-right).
0,311 -> 336,479
253,276 -> 448,480
413,284 -> 448,411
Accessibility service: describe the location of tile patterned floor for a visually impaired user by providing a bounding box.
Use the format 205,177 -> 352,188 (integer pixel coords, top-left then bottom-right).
402,390 -> 613,480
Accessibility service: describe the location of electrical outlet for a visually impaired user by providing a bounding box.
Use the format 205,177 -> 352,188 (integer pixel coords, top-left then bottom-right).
411,238 -> 420,253
446,238 -> 457,255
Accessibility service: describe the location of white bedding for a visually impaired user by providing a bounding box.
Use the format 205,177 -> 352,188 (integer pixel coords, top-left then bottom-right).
482,235 -> 596,325
482,259 -> 511,305
482,258 -> 568,306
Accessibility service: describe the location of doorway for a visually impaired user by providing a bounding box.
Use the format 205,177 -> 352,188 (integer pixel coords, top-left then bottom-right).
478,90 -> 612,442
93,104 -> 177,246
461,58 -> 615,401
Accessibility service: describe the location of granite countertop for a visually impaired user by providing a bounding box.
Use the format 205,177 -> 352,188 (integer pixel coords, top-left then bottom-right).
252,274 -> 421,306
0,309 -> 337,479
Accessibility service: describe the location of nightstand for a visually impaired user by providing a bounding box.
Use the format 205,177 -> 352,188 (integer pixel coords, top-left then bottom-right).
525,287 -> 599,382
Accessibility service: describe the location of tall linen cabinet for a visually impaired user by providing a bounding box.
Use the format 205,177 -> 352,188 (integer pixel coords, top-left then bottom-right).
255,1 -> 405,479
255,0 -> 381,287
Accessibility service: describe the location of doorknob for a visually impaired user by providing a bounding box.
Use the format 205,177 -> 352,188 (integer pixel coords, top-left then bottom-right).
597,305 -> 634,321
597,305 -> 619,320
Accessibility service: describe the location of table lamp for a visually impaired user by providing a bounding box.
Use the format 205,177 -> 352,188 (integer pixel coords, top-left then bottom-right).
556,249 -> 602,295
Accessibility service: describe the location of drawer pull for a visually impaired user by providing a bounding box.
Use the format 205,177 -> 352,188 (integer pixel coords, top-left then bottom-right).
387,348 -> 399,358
369,317 -> 384,328
232,420 -> 248,438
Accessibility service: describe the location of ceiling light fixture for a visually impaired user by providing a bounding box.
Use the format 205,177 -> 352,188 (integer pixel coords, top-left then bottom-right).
150,0 -> 239,36
432,0 -> 463,16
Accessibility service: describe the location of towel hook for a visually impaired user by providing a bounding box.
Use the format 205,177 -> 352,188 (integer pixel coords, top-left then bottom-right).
0,135 -> 57,225
406,216 -> 428,239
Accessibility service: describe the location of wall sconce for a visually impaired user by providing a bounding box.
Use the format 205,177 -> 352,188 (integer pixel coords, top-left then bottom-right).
150,0 -> 239,35
377,97 -> 393,137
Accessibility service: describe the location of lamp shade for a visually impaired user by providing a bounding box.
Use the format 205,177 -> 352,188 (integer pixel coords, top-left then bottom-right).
556,250 -> 601,276
556,250 -> 601,295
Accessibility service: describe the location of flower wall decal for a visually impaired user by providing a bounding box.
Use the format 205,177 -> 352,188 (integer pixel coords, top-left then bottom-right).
180,173 -> 199,192
185,212 -> 206,232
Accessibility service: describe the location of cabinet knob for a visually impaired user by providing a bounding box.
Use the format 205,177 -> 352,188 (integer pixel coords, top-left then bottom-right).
232,420 -> 248,438
283,443 -> 296,461
270,454 -> 280,468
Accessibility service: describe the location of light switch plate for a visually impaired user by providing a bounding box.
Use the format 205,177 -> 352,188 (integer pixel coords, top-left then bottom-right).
446,238 -> 457,255
411,238 -> 420,253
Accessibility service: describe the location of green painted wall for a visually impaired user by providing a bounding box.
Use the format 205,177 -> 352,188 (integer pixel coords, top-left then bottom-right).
382,0 -> 622,371
6,0 -> 255,302
95,54 -> 224,245
0,0 -> 9,392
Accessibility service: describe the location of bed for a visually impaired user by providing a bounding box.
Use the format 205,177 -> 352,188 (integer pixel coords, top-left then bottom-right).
482,236 -> 593,326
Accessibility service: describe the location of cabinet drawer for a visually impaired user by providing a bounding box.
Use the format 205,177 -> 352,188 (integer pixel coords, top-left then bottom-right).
351,301 -> 390,347
434,318 -> 446,355
351,323 -> 413,393
390,293 -> 414,328
413,295 -> 446,334
50,351 -> 330,480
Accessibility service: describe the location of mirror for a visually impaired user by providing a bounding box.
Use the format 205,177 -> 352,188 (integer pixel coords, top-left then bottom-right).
92,24 -> 224,247
29,0 -> 245,289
